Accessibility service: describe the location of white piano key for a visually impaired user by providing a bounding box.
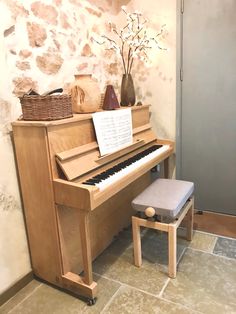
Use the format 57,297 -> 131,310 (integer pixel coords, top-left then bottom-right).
96,145 -> 170,191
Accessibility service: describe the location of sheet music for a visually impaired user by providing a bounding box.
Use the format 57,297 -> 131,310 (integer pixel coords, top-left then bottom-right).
92,109 -> 133,156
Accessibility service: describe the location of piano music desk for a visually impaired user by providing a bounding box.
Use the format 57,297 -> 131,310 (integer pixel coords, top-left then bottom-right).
12,105 -> 174,303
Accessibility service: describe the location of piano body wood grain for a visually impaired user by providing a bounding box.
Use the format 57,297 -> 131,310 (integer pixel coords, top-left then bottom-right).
12,105 -> 174,301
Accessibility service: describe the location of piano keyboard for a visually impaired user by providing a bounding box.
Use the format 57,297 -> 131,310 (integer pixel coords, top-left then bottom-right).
83,144 -> 170,190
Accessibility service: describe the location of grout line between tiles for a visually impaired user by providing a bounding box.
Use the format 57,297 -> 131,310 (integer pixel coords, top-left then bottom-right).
156,247 -> 187,298
177,246 -> 187,264
157,277 -> 170,298
100,285 -> 123,313
159,295 -> 204,314
191,228 -> 236,241
93,272 -> 159,298
186,246 -> 236,262
95,272 -> 203,314
6,283 -> 43,314
210,235 -> 218,253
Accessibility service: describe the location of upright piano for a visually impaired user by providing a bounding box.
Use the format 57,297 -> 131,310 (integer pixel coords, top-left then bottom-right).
12,105 -> 174,303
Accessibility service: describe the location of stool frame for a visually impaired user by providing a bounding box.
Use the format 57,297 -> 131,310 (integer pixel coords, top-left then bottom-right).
132,197 -> 194,278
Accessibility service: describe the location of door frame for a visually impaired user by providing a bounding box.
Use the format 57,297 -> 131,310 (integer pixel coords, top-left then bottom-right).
176,0 -> 183,179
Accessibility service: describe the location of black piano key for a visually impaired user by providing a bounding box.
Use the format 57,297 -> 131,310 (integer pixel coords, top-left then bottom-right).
83,181 -> 95,186
86,179 -> 101,184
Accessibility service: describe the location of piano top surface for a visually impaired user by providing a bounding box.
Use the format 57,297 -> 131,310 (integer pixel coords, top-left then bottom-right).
12,105 -> 151,127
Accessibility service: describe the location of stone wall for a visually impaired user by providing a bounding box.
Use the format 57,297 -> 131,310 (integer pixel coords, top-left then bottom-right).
0,0 -> 176,294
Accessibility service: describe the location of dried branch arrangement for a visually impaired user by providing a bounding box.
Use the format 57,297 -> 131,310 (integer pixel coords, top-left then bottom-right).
95,6 -> 167,75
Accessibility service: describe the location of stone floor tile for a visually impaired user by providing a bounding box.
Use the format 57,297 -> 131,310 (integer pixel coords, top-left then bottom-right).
163,249 -> 236,314
0,280 -> 41,314
4,275 -> 120,314
2,229 -> 236,314
93,248 -> 168,295
140,229 -> 187,265
213,237 -> 236,259
188,232 -> 217,252
102,230 -> 133,257
102,286 -> 197,314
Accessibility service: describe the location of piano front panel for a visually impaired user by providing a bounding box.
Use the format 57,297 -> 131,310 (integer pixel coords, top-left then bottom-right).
57,173 -> 151,275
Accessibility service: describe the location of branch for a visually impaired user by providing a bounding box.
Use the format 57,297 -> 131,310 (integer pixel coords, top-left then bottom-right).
121,42 -> 127,74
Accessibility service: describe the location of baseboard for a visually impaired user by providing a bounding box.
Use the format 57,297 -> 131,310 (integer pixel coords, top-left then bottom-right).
0,271 -> 34,307
193,210 -> 236,239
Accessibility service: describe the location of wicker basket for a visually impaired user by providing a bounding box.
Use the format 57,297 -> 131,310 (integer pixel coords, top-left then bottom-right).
20,94 -> 73,121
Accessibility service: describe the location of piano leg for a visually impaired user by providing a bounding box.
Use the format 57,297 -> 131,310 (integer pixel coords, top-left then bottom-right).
60,210 -> 98,303
78,210 -> 93,285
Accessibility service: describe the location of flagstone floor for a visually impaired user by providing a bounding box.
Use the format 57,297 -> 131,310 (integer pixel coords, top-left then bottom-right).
1,227 -> 236,314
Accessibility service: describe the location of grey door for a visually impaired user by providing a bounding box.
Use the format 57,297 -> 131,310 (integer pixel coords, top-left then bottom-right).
180,0 -> 236,215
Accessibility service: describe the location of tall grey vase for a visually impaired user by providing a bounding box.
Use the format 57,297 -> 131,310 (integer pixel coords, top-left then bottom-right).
120,74 -> 136,106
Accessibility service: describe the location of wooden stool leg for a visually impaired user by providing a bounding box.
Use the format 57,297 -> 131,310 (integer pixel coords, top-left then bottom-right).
132,216 -> 142,267
168,224 -> 177,278
186,197 -> 194,241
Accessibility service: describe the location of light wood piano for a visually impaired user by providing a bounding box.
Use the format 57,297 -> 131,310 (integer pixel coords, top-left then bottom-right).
12,105 -> 174,304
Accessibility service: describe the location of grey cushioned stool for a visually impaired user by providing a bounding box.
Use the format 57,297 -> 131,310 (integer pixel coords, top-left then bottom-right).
131,178 -> 194,278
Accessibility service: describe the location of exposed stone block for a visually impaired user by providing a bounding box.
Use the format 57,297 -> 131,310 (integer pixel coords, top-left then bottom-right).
86,0 -> 109,11
4,25 -> 15,37
19,50 -> 32,59
68,0 -> 82,7
16,61 -> 31,71
104,50 -> 115,58
91,24 -> 100,34
67,39 -> 76,52
53,39 -> 61,50
76,63 -> 88,72
53,0 -> 62,6
81,43 -> 94,57
85,7 -> 102,17
60,12 -> 71,29
27,22 -> 47,47
31,1 -> 58,25
106,62 -> 118,75
10,49 -> 17,55
36,52 -> 63,75
12,77 -> 38,97
6,1 -> 29,18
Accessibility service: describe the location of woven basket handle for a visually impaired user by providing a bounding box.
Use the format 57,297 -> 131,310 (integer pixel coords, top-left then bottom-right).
22,89 -> 39,98
22,88 -> 64,98
44,88 -> 63,96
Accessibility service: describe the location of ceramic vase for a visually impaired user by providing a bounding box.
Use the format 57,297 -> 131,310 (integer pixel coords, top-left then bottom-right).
120,74 -> 136,106
71,74 -> 101,113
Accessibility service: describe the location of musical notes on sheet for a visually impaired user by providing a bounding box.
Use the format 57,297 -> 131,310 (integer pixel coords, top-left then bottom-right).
92,109 -> 132,156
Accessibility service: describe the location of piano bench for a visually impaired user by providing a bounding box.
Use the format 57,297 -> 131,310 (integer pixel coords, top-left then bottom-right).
131,178 -> 194,278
